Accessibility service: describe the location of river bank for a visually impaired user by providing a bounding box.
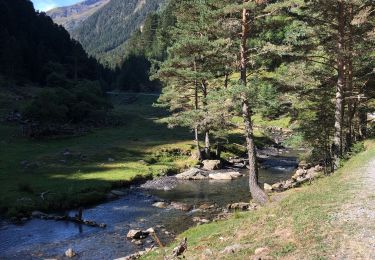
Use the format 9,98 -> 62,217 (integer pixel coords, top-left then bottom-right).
0,147 -> 299,259
142,140 -> 375,260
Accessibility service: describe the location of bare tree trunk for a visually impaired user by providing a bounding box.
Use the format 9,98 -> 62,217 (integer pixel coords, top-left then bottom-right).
346,3 -> 354,149
202,80 -> 210,158
333,0 -> 346,169
194,61 -> 202,160
205,131 -> 210,159
224,73 -> 229,89
240,2 -> 268,205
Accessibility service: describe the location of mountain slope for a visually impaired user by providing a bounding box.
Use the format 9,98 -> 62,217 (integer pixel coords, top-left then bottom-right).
0,0 -> 103,84
70,0 -> 165,65
46,0 -> 110,32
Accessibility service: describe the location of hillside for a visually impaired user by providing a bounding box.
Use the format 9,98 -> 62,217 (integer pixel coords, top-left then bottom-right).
70,0 -> 165,65
0,0 -> 104,84
46,0 -> 110,32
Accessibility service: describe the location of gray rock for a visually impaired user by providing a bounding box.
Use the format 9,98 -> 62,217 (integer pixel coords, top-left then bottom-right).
306,168 -> 322,179
145,227 -> 155,234
272,182 -> 284,191
152,202 -> 168,208
209,171 -> 242,180
202,160 -> 221,170
31,211 -> 46,218
264,183 -> 273,192
169,202 -> 192,211
283,179 -> 294,190
292,168 -> 306,180
175,168 -> 209,180
65,248 -> 77,258
127,229 -> 146,239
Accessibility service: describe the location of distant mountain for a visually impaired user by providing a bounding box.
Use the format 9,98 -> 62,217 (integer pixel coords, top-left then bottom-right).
60,0 -> 165,66
47,0 -> 110,32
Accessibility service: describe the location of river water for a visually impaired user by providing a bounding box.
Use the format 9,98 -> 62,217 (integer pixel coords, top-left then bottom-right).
0,150 -> 299,259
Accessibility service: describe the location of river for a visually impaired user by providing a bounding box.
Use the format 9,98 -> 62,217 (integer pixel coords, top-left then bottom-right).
0,149 -> 299,259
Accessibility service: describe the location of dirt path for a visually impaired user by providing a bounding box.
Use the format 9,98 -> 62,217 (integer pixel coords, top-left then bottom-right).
334,158 -> 375,259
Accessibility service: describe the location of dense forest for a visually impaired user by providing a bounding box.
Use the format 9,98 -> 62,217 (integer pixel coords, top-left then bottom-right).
0,0 -> 113,135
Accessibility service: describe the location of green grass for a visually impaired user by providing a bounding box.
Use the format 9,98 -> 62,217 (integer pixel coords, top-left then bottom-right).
0,93 -> 197,217
0,89 -> 290,217
143,139 -> 375,259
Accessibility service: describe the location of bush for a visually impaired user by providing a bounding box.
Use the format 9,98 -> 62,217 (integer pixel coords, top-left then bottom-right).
24,77 -> 111,125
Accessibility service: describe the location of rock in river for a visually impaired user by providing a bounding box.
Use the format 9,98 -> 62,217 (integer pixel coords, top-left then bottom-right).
209,171 -> 242,180
65,248 -> 77,258
127,229 -> 147,239
152,201 -> 169,208
264,183 -> 273,192
175,168 -> 209,180
169,202 -> 193,211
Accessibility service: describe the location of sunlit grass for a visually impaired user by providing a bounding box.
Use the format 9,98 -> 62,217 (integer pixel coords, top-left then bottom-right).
143,139 -> 375,259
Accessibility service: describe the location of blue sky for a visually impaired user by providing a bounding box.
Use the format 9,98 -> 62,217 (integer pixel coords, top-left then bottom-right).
31,0 -> 81,12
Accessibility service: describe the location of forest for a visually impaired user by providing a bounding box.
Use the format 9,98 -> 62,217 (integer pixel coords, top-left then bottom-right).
0,0 -> 375,259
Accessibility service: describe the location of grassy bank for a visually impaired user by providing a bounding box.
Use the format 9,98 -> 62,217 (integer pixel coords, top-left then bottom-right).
0,90 -> 283,217
0,93 -> 196,217
143,139 -> 375,259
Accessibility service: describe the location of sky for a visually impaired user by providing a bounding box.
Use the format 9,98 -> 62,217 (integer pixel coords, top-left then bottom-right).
31,0 -> 82,12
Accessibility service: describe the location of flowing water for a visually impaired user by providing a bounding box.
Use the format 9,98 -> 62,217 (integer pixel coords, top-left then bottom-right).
0,149 -> 299,259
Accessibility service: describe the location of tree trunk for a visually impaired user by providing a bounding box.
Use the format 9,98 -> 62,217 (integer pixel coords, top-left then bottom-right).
194,60 -> 202,160
346,3 -> 354,149
333,0 -> 345,169
205,131 -> 210,159
240,1 -> 268,205
202,80 -> 210,158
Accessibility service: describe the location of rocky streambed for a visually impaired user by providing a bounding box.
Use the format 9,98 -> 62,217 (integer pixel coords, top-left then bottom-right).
0,148 -> 301,260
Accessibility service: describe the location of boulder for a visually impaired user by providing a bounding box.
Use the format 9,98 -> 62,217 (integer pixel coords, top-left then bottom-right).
209,171 -> 242,180
292,168 -> 306,180
169,202 -> 192,211
202,160 -> 221,170
264,183 -> 273,192
127,229 -> 147,239
314,164 -> 324,172
175,168 -> 209,180
65,248 -> 77,258
283,179 -> 294,190
145,227 -> 155,234
306,168 -> 322,180
271,182 -> 283,191
152,202 -> 168,208
296,176 -> 308,184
